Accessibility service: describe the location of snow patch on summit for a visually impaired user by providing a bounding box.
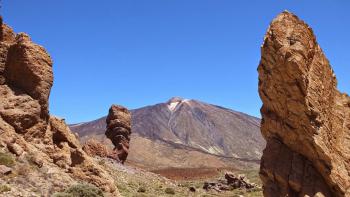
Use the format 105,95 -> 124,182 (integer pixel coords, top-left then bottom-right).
167,97 -> 190,112
168,101 -> 180,111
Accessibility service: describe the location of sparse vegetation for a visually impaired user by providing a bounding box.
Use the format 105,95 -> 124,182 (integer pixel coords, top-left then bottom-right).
97,157 -> 263,197
0,152 -> 15,167
164,187 -> 175,195
242,169 -> 262,185
52,184 -> 104,197
98,159 -> 105,166
137,186 -> 146,193
52,193 -> 72,197
0,184 -> 11,193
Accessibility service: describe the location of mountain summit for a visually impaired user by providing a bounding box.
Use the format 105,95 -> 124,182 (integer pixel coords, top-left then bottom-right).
166,96 -> 187,111
70,98 -> 265,169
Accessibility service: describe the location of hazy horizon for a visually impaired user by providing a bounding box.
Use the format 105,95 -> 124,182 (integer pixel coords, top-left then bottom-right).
3,1 -> 350,123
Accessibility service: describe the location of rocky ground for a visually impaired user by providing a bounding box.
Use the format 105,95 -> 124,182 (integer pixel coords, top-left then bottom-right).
1,143 -> 263,196
86,156 -> 263,197
0,147 -> 77,196
70,97 -> 264,171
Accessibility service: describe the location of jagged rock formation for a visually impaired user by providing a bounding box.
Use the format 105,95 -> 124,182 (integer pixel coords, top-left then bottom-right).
258,11 -> 350,196
0,17 -> 118,195
203,172 -> 257,192
82,138 -> 109,158
105,105 -> 131,164
224,172 -> 256,189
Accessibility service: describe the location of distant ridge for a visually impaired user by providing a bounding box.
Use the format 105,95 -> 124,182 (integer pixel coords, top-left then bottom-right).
70,97 -> 265,169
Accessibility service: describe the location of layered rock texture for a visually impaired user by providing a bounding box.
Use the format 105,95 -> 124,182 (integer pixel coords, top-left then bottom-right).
82,138 -> 110,158
0,17 -> 118,195
258,11 -> 350,196
105,105 -> 131,164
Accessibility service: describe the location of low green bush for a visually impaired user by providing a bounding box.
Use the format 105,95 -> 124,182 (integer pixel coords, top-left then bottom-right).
52,193 -> 72,197
164,187 -> 175,195
0,184 -> 11,193
137,186 -> 146,193
52,184 -> 104,197
0,152 -> 15,167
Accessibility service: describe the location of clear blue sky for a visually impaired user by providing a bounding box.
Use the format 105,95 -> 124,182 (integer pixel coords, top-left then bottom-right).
2,1 -> 350,123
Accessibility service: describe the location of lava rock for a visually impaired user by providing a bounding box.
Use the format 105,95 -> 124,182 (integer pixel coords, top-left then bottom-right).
105,105 -> 131,164
258,11 -> 350,196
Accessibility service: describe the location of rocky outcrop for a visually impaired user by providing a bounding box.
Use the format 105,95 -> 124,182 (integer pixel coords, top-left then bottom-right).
82,139 -> 109,158
224,172 -> 256,189
0,17 -> 118,195
203,172 -> 257,192
0,18 -> 52,137
258,11 -> 350,196
105,105 -> 131,164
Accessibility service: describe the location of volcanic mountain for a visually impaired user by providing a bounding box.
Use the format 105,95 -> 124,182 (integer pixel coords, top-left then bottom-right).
70,97 -> 265,170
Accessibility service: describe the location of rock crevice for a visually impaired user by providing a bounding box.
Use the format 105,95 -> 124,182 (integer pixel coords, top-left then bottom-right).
105,105 -> 131,164
0,17 -> 118,195
258,11 -> 350,197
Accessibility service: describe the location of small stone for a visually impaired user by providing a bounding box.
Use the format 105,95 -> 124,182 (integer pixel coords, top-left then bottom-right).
0,165 -> 12,175
7,143 -> 23,156
31,155 -> 44,168
189,187 -> 196,192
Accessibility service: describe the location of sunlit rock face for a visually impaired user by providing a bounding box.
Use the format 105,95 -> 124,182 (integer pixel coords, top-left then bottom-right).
258,11 -> 350,197
105,105 -> 131,163
0,17 -> 53,137
0,17 -> 117,195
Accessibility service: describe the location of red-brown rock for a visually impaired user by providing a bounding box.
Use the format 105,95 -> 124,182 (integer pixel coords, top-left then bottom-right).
0,17 -> 52,137
82,139 -> 110,158
258,11 -> 350,197
0,17 -> 117,194
105,105 -> 131,164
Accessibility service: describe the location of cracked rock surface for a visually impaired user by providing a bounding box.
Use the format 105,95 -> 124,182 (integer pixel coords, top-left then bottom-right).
106,105 -> 131,164
258,11 -> 350,197
0,17 -> 118,196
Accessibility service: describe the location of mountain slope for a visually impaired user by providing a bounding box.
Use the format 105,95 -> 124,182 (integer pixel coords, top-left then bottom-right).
70,97 -> 265,169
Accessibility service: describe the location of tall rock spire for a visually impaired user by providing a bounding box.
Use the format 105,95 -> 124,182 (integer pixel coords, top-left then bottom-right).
105,105 -> 132,164
258,11 -> 350,196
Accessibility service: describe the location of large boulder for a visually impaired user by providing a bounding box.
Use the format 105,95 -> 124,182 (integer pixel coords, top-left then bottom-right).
105,105 -> 131,163
0,17 -> 52,137
258,11 -> 350,196
225,172 -> 255,189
